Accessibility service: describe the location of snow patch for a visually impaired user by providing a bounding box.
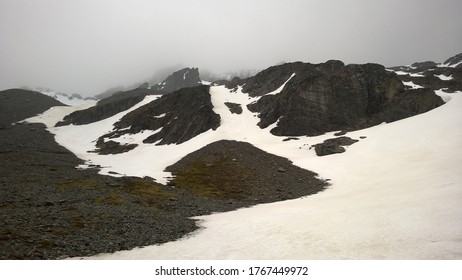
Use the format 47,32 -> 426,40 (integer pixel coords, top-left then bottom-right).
439,61 -> 462,68
435,74 -> 453,81
34,88 -> 95,106
263,73 -> 296,96
183,69 -> 189,80
392,71 -> 424,77
153,113 -> 166,119
403,81 -> 424,89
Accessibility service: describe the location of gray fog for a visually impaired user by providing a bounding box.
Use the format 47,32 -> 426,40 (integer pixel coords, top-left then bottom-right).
1,0 -> 461,97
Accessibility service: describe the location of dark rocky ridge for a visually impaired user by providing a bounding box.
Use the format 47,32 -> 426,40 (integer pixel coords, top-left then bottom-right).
56,89 -> 154,126
443,53 -> 462,68
389,52 -> 462,93
242,61 -> 444,137
0,89 -> 65,126
109,85 -> 220,145
56,67 -> 203,127
156,67 -> 202,93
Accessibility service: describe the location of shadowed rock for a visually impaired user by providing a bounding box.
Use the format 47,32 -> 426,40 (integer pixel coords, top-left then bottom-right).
243,61 -> 443,136
112,85 -> 220,146
313,136 -> 359,156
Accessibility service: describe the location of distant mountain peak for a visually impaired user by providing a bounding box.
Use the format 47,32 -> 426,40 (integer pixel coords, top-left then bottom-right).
442,53 -> 462,68
157,67 -> 202,93
33,87 -> 95,106
388,52 -> 462,93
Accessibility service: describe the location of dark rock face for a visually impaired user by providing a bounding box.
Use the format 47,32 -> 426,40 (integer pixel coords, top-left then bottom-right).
0,89 -> 65,126
373,88 -> 444,122
56,89 -> 153,126
157,68 -> 202,93
91,139 -> 138,155
243,61 -> 441,137
110,85 -> 220,146
313,136 -> 359,156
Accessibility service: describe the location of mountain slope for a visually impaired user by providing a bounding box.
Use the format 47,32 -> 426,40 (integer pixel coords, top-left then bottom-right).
0,89 -> 65,126
84,66 -> 462,260
23,54 -> 462,259
33,88 -> 95,106
55,67 -> 204,126
389,52 -> 462,93
28,59 -> 446,183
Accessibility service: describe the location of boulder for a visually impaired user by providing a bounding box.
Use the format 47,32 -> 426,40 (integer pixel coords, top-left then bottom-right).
313,136 -> 359,156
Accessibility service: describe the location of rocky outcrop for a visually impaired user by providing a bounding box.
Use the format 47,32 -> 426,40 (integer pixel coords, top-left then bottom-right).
243,61 -> 442,137
107,85 -> 220,146
156,68 -> 202,93
389,53 -> 462,93
312,136 -> 359,156
224,102 -> 243,114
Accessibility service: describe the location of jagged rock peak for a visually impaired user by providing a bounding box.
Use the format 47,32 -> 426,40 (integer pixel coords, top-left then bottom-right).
109,85 -> 220,146
388,52 -> 462,93
158,67 -> 202,93
442,53 -> 462,68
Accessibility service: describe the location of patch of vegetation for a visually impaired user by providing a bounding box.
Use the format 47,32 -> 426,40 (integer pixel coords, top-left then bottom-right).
168,155 -> 254,199
0,228 -> 29,244
56,178 -> 99,189
38,239 -> 53,250
92,191 -> 124,206
123,178 -> 177,206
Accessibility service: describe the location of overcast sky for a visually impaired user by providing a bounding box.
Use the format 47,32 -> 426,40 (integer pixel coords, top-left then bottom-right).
1,0 -> 461,96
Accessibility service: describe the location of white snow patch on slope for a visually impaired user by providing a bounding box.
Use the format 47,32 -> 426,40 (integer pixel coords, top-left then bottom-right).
183,69 -> 189,80
263,73 -> 296,96
24,102 -> 96,127
153,113 -> 166,119
35,88 -> 95,106
403,81 -> 424,89
392,71 -> 424,77
27,95 -> 163,176
439,61 -> 462,68
435,74 -> 453,81
393,70 -> 409,76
